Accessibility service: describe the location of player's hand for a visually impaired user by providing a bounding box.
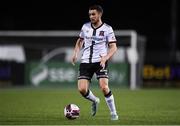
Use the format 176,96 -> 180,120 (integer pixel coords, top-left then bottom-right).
71,54 -> 77,66
100,55 -> 108,69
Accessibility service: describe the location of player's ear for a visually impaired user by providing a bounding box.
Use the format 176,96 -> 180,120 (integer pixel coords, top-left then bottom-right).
99,12 -> 102,18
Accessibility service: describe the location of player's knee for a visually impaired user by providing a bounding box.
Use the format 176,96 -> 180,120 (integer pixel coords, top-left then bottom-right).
78,79 -> 89,95
78,87 -> 87,96
100,85 -> 109,94
99,79 -> 109,92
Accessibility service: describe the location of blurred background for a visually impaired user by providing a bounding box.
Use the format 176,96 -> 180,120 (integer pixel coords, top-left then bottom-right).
0,0 -> 179,89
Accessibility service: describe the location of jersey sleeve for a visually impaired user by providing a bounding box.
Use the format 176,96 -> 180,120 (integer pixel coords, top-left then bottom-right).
107,27 -> 116,43
79,25 -> 85,39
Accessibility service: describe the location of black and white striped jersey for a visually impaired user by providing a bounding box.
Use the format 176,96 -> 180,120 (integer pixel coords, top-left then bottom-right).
79,22 -> 116,63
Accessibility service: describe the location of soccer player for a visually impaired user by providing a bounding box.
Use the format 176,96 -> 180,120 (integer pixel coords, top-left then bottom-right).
71,4 -> 118,120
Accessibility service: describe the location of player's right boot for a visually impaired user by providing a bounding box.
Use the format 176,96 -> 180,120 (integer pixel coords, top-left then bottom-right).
91,97 -> 100,116
111,114 -> 119,120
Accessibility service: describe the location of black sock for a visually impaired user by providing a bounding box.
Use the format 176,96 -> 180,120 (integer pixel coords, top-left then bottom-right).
104,91 -> 112,98
81,89 -> 90,98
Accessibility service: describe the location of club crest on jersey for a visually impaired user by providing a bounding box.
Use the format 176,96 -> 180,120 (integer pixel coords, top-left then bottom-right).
99,31 -> 104,36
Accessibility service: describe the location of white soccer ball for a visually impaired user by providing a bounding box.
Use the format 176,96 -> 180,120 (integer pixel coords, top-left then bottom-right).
64,104 -> 80,119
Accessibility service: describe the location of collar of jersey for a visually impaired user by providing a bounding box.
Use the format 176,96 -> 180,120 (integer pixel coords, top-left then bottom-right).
91,22 -> 104,30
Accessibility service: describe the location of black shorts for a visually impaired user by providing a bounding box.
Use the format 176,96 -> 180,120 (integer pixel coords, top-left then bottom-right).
78,62 -> 108,81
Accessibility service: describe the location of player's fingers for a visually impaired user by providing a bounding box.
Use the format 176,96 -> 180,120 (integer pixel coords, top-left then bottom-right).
100,62 -> 105,69
71,57 -> 76,66
72,62 -> 75,66
71,60 -> 75,66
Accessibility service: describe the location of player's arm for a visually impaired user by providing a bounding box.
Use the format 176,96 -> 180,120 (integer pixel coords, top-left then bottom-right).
100,42 -> 117,68
71,38 -> 84,65
106,42 -> 117,60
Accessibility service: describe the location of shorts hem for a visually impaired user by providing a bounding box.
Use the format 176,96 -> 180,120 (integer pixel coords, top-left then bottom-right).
78,76 -> 91,80
97,76 -> 109,79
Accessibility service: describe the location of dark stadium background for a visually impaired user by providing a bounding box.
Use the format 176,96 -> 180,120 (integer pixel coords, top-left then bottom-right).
0,0 -> 178,53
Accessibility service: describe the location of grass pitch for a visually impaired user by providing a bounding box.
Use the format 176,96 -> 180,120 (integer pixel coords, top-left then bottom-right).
0,87 -> 180,125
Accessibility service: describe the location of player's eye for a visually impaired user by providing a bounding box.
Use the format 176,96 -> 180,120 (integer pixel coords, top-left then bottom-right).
89,13 -> 95,16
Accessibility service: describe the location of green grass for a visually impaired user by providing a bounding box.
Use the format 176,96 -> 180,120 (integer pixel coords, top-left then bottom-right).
0,87 -> 180,125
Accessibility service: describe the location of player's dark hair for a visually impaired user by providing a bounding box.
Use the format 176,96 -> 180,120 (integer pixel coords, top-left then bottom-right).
89,4 -> 103,14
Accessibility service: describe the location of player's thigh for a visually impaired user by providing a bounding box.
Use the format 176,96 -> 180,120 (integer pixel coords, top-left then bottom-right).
78,79 -> 89,91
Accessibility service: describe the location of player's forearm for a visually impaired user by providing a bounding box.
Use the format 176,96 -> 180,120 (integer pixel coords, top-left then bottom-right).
73,38 -> 83,56
106,43 -> 117,60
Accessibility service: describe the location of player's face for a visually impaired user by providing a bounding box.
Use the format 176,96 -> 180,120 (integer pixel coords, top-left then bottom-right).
89,10 -> 101,24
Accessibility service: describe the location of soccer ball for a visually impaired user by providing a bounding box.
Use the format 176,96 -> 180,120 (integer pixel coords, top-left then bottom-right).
64,104 -> 80,119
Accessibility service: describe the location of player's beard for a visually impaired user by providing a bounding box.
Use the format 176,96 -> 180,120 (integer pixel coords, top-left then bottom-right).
91,18 -> 100,26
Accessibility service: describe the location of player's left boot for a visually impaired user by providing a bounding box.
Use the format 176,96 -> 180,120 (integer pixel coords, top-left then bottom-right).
91,97 -> 100,116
